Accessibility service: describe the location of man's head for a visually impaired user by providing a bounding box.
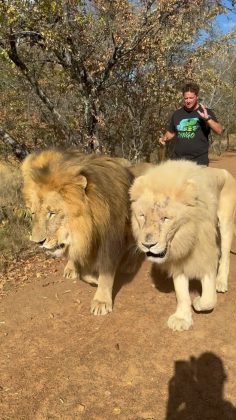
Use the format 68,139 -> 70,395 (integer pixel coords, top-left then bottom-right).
182,82 -> 200,111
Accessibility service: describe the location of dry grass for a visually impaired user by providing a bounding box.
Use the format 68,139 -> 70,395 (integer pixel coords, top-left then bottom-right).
0,163 -> 36,272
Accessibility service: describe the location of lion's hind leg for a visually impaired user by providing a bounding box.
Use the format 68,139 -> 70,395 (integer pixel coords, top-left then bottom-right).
193,273 -> 217,312
167,274 -> 193,332
216,207 -> 236,293
216,171 -> 236,292
216,222 -> 233,292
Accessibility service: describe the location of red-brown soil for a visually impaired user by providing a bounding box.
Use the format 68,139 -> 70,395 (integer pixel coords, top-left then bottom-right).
0,153 -> 236,420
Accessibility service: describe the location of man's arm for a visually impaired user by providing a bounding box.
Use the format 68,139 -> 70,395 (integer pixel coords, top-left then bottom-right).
159,131 -> 175,146
206,118 -> 223,135
197,104 -> 223,135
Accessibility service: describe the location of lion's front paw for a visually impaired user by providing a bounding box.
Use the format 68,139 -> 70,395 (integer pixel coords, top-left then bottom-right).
193,296 -> 216,312
63,266 -> 78,280
90,299 -> 112,316
216,278 -> 228,293
167,313 -> 193,332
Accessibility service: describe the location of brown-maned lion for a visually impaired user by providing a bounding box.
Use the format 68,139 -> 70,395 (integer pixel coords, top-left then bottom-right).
21,150 -> 148,315
130,160 -> 236,331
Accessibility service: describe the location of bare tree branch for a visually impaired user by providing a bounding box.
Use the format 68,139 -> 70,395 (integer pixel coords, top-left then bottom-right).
7,33 -> 73,141
0,128 -> 29,160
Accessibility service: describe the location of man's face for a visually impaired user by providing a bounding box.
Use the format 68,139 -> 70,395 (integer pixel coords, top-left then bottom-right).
183,91 -> 198,110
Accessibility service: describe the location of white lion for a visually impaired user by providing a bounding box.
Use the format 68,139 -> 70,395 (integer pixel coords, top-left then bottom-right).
130,160 -> 236,331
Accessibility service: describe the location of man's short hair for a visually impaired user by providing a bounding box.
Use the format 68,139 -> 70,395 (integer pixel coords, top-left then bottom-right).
182,82 -> 200,96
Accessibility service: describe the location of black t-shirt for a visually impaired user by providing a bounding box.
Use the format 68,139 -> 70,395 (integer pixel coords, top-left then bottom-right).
168,106 -> 218,165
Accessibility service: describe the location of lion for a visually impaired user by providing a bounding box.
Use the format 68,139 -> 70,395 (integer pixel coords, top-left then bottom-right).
130,160 -> 236,331
21,150 -> 149,315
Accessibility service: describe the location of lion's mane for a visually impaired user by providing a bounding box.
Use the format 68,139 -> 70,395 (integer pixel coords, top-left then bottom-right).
22,150 -> 134,267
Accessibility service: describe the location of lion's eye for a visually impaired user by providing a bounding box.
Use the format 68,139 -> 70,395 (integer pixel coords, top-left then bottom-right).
139,213 -> 145,219
48,211 -> 56,219
161,217 -> 170,222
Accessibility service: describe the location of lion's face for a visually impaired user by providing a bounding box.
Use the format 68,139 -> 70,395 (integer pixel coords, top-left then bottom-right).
25,178 -> 94,264
131,191 -> 197,264
28,190 -> 71,257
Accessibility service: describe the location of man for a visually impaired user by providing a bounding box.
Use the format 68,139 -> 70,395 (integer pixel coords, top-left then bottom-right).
159,82 -> 223,166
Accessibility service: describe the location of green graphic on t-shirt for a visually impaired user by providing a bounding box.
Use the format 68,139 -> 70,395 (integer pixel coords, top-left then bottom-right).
177,118 -> 199,139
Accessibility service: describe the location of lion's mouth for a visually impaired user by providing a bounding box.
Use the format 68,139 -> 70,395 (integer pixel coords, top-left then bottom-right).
48,243 -> 65,251
146,246 -> 168,259
45,243 -> 66,256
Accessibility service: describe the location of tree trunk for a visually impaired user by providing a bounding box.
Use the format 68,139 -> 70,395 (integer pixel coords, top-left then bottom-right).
84,97 -> 101,152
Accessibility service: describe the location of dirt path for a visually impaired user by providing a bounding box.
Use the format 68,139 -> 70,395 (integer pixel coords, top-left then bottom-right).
1,153 -> 236,420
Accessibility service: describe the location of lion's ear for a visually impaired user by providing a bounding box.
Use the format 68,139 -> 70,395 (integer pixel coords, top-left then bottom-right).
76,175 -> 87,190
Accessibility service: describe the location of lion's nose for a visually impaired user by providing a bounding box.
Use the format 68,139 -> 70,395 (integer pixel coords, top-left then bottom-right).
142,242 -> 157,250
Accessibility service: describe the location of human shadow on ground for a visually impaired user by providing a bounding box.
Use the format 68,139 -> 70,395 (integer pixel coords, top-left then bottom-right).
165,352 -> 236,420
